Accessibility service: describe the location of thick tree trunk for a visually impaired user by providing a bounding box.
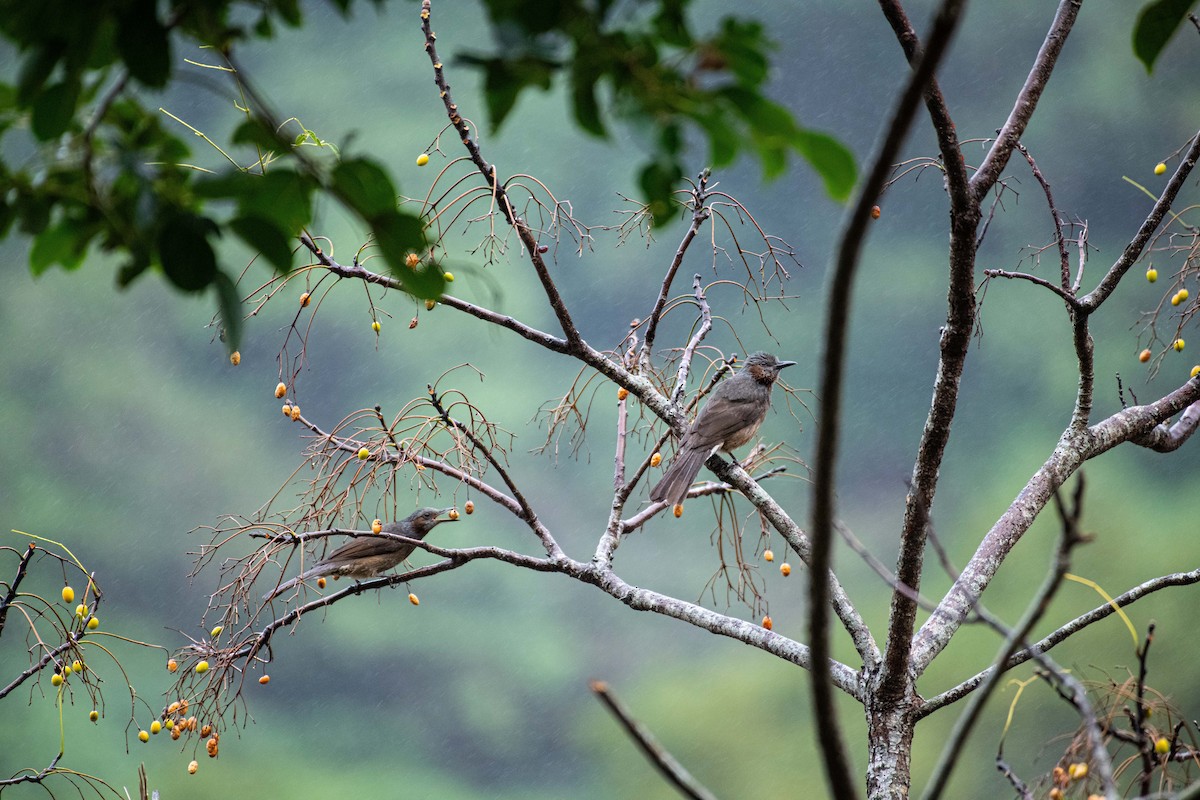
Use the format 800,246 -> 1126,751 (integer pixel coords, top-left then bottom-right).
865,689 -> 917,799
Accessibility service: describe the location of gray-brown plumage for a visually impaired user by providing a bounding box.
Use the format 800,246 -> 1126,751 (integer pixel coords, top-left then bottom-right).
263,507 -> 456,600
649,353 -> 795,507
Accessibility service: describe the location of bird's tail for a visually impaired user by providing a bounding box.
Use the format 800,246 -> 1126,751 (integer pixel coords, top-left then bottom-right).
262,563 -> 334,601
649,445 -> 711,507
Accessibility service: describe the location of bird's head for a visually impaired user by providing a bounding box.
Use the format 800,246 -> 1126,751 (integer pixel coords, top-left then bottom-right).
742,352 -> 796,384
396,507 -> 459,538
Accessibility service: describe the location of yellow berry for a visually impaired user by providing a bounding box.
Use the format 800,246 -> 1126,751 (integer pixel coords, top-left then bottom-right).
1068,762 -> 1088,780
1179,288 -> 1189,302
780,563 -> 792,577
358,447 -> 371,460
1139,349 -> 1152,363
229,350 -> 241,366
762,615 -> 773,630
1191,365 -> 1200,378
1175,338 -> 1186,352
443,272 -> 454,282
188,760 -> 198,775
372,320 -> 381,333
409,593 -> 420,606
72,660 -> 82,673
370,519 -> 382,534
275,382 -> 287,399
1155,737 -> 1170,754
406,253 -> 420,268
425,299 -> 436,311
299,291 -> 311,308
138,729 -> 149,743
63,665 -> 72,676
1172,292 -> 1183,306
1155,162 -> 1167,175
1146,268 -> 1158,283
150,720 -> 162,735
617,387 -> 629,401
210,625 -> 222,638
75,603 -> 87,618
282,403 -> 292,416
673,504 -> 683,518
416,153 -> 430,166
1049,789 -> 1064,800
259,674 -> 270,685
195,660 -> 209,674
89,710 -> 99,722
448,508 -> 460,520
51,673 -> 64,687
464,501 -> 475,515
290,405 -> 301,421
650,452 -> 662,467
86,616 -> 99,630
62,586 -> 74,603
763,549 -> 774,562
167,659 -> 178,673
317,577 -> 326,589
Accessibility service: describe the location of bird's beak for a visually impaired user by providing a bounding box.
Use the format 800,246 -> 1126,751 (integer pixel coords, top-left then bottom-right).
778,360 -> 797,369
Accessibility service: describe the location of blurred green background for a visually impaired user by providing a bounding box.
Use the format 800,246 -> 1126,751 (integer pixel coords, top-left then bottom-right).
3,1 -> 1200,797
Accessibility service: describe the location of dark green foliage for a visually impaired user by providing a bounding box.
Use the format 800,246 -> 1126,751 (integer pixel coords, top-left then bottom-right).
1133,0 -> 1198,71
462,0 -> 858,220
0,0 -> 856,346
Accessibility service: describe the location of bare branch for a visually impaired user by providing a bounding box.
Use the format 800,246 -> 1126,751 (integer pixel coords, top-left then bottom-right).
590,680 -> 718,800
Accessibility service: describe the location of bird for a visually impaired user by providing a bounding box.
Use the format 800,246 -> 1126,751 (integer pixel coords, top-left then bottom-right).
649,352 -> 795,507
263,507 -> 457,600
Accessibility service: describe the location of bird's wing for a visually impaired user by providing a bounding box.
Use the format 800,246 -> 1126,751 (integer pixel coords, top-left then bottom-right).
322,535 -> 408,564
682,388 -> 763,448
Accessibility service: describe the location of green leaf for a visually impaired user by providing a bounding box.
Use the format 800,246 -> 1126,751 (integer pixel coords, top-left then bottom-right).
695,116 -> 739,168
30,219 -> 84,275
332,158 -> 398,218
158,213 -> 219,292
571,71 -> 606,137
638,160 -> 683,226
231,118 -> 281,151
197,169 -> 314,233
213,270 -> 243,352
229,215 -> 295,272
1133,0 -> 1197,72
793,127 -> 857,203
31,81 -> 79,140
369,210 -> 440,298
17,44 -> 62,106
117,0 -> 171,88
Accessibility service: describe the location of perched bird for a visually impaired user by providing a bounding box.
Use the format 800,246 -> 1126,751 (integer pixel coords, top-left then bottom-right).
649,352 -> 795,507
263,507 -> 457,600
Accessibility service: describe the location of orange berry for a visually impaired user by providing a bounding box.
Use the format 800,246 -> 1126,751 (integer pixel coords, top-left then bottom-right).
259,675 -> 270,685
290,405 -> 301,421
763,549 -> 774,562
448,508 -> 459,520
167,701 -> 181,715
780,563 -> 792,577
406,253 -> 420,268
870,205 -> 881,219
464,501 -> 475,514
229,351 -> 241,366
617,387 -> 629,401
167,659 -> 178,673
1139,349 -> 1152,363
275,382 -> 287,399
372,519 -> 383,534
282,404 -> 292,416
650,452 -> 662,467
1049,789 -> 1063,800
762,615 -> 773,630
317,577 -> 326,589
171,727 -> 182,740
408,593 -> 420,606
673,504 -> 683,518
200,724 -> 212,737
425,299 -> 436,311
299,292 -> 311,308
188,760 -> 198,774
